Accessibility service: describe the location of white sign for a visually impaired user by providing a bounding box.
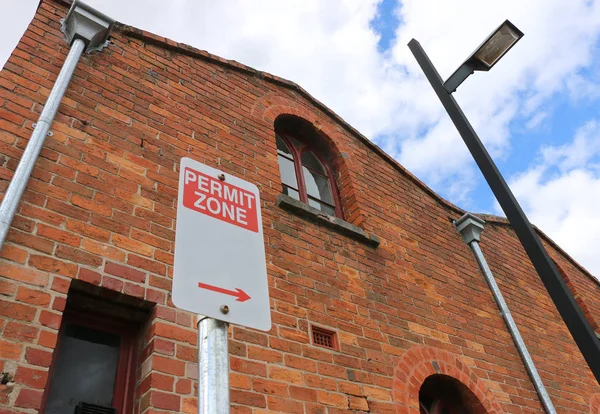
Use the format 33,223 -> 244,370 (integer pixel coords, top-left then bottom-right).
173,157 -> 271,331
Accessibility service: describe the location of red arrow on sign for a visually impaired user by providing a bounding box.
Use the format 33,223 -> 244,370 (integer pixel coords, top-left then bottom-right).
198,282 -> 251,302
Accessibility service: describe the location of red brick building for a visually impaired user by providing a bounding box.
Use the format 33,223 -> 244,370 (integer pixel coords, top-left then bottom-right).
1,1 -> 600,413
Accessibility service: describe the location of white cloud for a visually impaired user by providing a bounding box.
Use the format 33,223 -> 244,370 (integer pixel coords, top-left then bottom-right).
525,111 -> 549,130
542,121 -> 600,171
0,0 -> 38,70
509,120 -> 600,277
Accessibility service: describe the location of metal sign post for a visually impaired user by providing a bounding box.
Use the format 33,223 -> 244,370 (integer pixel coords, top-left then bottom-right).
173,157 -> 271,413
198,317 -> 229,414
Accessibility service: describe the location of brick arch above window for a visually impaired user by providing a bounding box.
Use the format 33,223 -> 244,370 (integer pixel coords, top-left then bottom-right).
252,93 -> 366,226
251,93 -> 352,164
392,346 -> 504,414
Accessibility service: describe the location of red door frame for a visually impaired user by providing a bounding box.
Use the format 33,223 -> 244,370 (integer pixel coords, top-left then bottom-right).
40,310 -> 140,414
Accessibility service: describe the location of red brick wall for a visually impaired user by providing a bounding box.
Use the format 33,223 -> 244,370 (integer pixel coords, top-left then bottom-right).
1,1 -> 599,413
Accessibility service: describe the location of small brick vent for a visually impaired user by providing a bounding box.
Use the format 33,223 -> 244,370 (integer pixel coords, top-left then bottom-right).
311,326 -> 337,349
75,402 -> 117,414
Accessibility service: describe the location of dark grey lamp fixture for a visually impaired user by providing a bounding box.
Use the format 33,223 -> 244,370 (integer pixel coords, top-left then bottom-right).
444,20 -> 524,92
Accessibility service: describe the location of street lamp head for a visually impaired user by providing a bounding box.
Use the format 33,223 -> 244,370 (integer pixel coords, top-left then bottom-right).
444,20 -> 523,93
471,20 -> 524,70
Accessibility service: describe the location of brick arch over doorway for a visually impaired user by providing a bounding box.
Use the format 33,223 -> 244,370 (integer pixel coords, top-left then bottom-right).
392,346 -> 504,414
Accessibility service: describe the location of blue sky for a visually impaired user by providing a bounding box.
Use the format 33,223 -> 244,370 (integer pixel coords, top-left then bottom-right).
2,0 -> 600,277
371,0 -> 400,52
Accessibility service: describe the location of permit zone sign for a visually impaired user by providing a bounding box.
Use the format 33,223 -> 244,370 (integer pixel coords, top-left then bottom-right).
173,158 -> 271,331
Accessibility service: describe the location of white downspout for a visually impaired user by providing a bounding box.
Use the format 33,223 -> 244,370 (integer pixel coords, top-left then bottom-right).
0,1 -> 113,249
455,213 -> 557,414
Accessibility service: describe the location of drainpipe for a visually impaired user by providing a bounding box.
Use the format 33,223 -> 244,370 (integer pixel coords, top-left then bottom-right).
0,1 -> 114,249
455,213 -> 557,414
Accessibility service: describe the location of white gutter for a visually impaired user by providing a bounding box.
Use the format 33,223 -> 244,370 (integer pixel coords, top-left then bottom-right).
455,213 -> 557,414
0,1 -> 114,249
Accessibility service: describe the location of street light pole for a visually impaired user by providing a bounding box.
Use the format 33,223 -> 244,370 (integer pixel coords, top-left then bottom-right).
408,38 -> 600,384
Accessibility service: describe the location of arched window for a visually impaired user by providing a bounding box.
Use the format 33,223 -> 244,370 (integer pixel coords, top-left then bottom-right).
419,375 -> 486,414
275,117 -> 342,218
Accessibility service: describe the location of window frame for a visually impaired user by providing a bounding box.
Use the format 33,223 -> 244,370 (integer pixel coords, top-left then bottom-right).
276,132 -> 344,219
40,310 -> 139,414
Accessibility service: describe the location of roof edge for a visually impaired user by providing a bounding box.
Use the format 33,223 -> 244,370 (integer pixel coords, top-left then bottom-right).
477,213 -> 600,287
48,0 -> 464,216
111,22 -> 466,218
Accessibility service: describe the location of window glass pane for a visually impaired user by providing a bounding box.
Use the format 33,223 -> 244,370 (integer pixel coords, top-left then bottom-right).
276,135 -> 293,158
308,198 -> 335,216
283,186 -> 300,200
303,166 -> 333,205
322,203 -> 335,216
45,324 -> 121,414
278,155 -> 298,190
301,151 -> 326,175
